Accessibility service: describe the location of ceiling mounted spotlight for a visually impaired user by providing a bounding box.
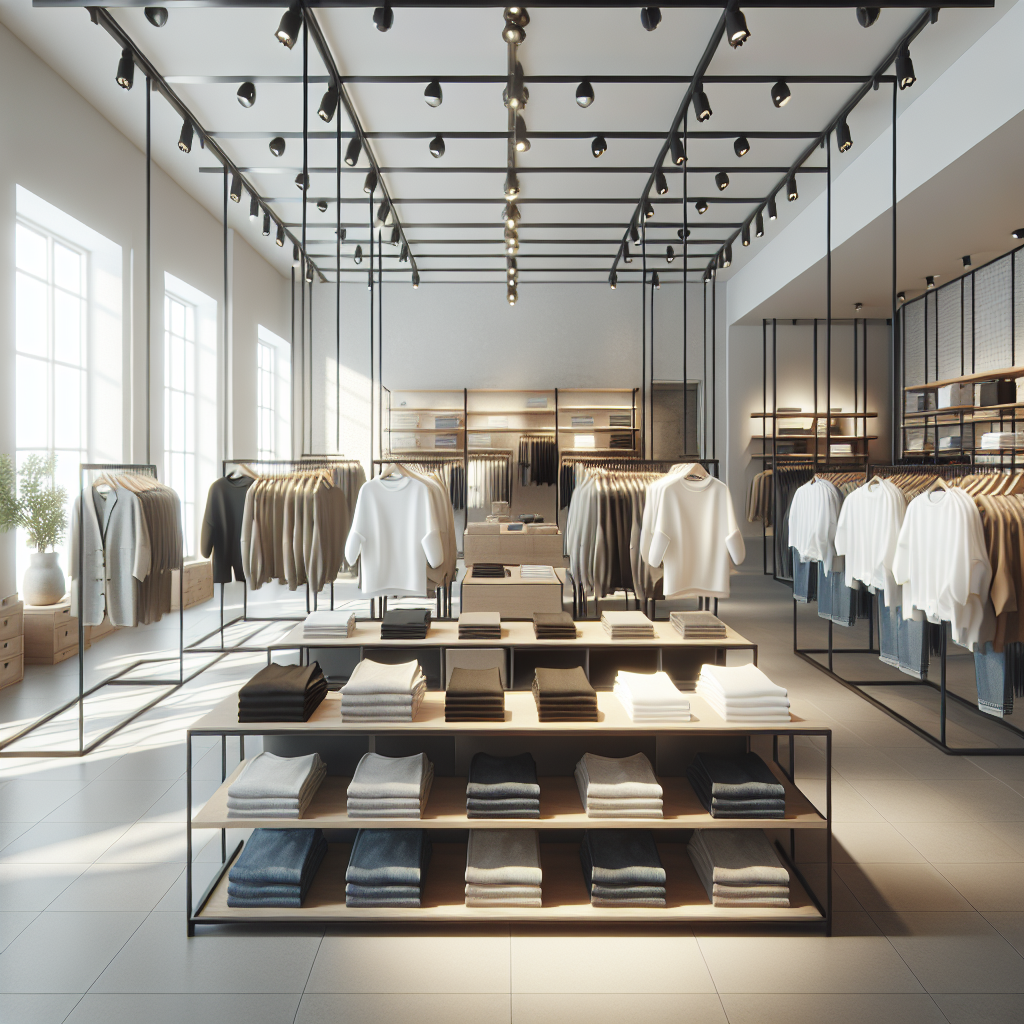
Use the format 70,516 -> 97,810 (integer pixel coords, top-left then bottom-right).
249,195 -> 260,221
275,4 -> 302,49
317,199 -> 328,213
295,172 -> 309,192
502,21 -> 526,44
507,285 -> 518,306
424,80 -> 443,107
504,63 -> 528,110
622,243 -> 632,264
1013,228 -> 1024,239
354,245 -> 363,265
640,7 -> 662,32
514,115 -> 530,152
609,271 -> 617,290
429,134 -> 446,158
304,262 -> 314,284
576,81 -> 595,107
390,225 -> 401,246
373,5 -> 394,32
895,45 -> 916,90
655,171 -> 669,196
318,86 -> 338,123
504,171 -> 520,199
292,244 -> 300,268
344,137 -> 362,167
742,224 -> 750,247
630,224 -> 640,245
767,195 -> 778,220
787,175 -> 798,201
854,302 -> 863,311
962,255 -> 972,267
412,270 -> 420,289
677,228 -> 690,240
375,198 -> 391,226
725,7 -> 750,47
715,171 -> 730,191
666,245 -> 675,263
507,257 -> 518,279
229,173 -> 242,203
856,7 -> 880,28
643,200 -> 655,220
703,267 -> 712,284
145,7 -> 168,28
734,136 -> 750,158
926,275 -> 936,289
721,244 -> 732,269
400,242 -> 409,262
504,203 -> 521,229
651,271 -> 661,289
897,292 -> 905,303
177,119 -> 193,154
506,236 -> 519,256
276,223 -> 285,246
771,80 -> 791,108
363,169 -> 378,194
116,48 -> 134,90
694,87 -> 712,123
237,81 -> 256,108
591,135 -> 607,158
836,117 -> 853,153
269,136 -> 286,157
505,7 -> 530,27
755,211 -> 764,237
696,199 -> 709,215
504,226 -> 519,243
262,212 -> 271,237
670,135 -> 686,166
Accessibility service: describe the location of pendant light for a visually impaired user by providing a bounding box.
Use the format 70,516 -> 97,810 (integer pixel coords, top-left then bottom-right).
318,86 -> 338,123
354,245 -> 363,265
655,171 -> 669,196
412,270 -> 420,288
317,199 -> 328,213
609,270 -> 617,290
771,80 -> 791,108
373,4 -> 394,32
429,135 -> 446,158
741,224 -> 750,247
725,8 -> 750,47
237,82 -> 256,108
755,211 -> 764,237
276,224 -> 285,246
269,137 -> 286,157
895,45 -> 916,89
504,171 -> 520,199
591,136 -> 607,158
514,115 -> 530,152
145,8 -> 168,28
576,81 -> 594,107
767,194 -> 778,220
275,4 -> 302,49
177,119 -> 193,154
787,174 -> 798,201
695,199 -> 708,215
504,203 -> 521,229
116,49 -> 134,90
666,245 -> 675,263
836,117 -> 853,153
640,7 -> 662,31
424,80 -> 443,107
856,7 -> 880,27
344,137 -> 362,167
733,136 -> 750,158
715,171 -> 730,191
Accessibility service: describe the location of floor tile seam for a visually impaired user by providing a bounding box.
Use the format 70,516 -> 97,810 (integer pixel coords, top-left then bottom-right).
293,932 -> 326,1024
925,868 -> 1024,928
0,909 -> 40,955
79,908 -> 156,999
58,992 -> 87,1024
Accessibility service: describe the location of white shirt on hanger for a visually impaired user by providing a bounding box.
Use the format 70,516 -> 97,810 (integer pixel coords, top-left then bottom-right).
787,477 -> 842,573
834,478 -> 906,608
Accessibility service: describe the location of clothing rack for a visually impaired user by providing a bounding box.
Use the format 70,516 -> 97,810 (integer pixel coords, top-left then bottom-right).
0,463 -> 191,758
792,463 -> 1024,755
559,453 -> 720,512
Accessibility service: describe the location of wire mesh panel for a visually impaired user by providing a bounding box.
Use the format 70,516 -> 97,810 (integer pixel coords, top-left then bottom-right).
903,300 -> 925,388
974,258 -> 1013,372
1015,251 -> 1023,366
964,274 -> 975,372
937,285 -> 961,381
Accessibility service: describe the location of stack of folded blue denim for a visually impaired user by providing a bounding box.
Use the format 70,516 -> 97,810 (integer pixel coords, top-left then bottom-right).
466,751 -> 540,818
580,830 -> 667,907
687,752 -> 785,819
226,828 -> 327,907
345,829 -> 432,907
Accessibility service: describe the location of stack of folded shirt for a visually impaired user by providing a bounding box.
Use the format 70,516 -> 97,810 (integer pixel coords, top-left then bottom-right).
466,751 -> 540,818
340,658 -> 426,722
574,752 -> 663,818
302,610 -> 356,639
670,610 -> 727,640
226,751 -> 326,819
465,829 -> 542,907
226,828 -> 327,907
519,564 -> 556,580
346,752 -> 434,819
600,610 -> 656,640
237,663 -> 327,723
445,667 -> 505,722
687,752 -> 786,819
472,563 -> 507,579
580,830 -> 666,907
458,611 -> 501,639
687,829 -> 790,907
381,608 -> 431,639
614,670 -> 691,723
532,611 -> 577,639
532,666 -> 598,721
345,828 -> 432,907
697,664 -> 791,723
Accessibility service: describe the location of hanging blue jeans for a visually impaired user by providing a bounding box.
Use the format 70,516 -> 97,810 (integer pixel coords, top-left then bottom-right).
897,610 -> 929,680
817,559 -> 856,627
792,549 -> 817,603
974,642 -> 1013,717
877,592 -> 899,668
816,562 -> 833,620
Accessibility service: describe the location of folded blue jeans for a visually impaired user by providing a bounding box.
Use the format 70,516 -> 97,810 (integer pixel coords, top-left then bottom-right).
792,550 -> 817,604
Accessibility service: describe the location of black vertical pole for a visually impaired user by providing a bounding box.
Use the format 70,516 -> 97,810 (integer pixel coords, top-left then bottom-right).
290,266 -> 296,457
302,15 -> 309,455
378,234 -> 383,465
762,319 -> 767,574
308,277 -> 314,455
650,270 -> 655,457
369,193 -> 375,479
641,213 -> 647,459
813,319 -> 818,472
711,266 -> 717,462
703,277 -> 708,459
682,111 -> 688,456
223,168 -> 229,465
891,80 -> 898,465
336,99 -> 342,454
146,78 -> 151,466
826,133 -> 832,469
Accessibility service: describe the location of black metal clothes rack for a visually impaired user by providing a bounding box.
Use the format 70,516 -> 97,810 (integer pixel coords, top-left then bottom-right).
0,463 -> 191,758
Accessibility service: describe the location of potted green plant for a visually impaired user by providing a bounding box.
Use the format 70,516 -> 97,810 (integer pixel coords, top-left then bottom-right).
0,453 -> 69,606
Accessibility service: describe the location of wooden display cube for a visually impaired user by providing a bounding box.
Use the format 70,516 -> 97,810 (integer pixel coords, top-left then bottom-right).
460,566 -> 566,619
170,559 -> 215,611
463,525 -> 564,567
24,600 -> 79,666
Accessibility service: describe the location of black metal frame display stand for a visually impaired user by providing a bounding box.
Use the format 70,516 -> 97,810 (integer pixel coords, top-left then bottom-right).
0,463 -> 191,758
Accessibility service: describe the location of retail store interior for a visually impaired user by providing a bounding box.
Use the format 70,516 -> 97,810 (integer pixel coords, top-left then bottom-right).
0,1 -> 1022,1022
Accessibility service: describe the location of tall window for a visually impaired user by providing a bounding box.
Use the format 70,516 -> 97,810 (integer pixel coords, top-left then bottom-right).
257,339 -> 275,460
164,294 -> 196,557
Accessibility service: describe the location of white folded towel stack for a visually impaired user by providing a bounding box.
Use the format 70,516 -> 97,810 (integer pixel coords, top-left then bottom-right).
302,610 -> 356,639
574,752 -> 664,818
614,670 -> 691,723
697,664 -> 791,723
982,432 -> 1024,449
465,829 -> 542,907
601,610 -> 656,640
226,751 -> 326,819
340,658 -> 426,722
346,752 -> 434,819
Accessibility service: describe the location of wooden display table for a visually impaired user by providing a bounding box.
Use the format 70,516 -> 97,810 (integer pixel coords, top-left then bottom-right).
460,565 -> 566,617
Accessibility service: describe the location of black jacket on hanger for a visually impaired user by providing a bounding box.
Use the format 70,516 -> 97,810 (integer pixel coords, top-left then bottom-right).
200,475 -> 254,583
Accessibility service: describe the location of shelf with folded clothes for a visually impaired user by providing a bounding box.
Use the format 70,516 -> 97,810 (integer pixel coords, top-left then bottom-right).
192,763 -> 824,831
194,840 -> 823,923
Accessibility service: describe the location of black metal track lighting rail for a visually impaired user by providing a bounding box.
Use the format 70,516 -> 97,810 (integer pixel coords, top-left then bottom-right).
200,164 -> 828,176
42,2 -> 995,7
283,220 -> 743,229
208,130 -> 825,141
166,73 -> 889,86
303,238 -> 730,247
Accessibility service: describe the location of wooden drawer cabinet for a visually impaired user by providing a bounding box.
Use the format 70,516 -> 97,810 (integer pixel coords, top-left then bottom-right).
24,601 -> 79,665
171,560 -> 215,611
0,654 -> 24,689
0,594 -> 24,689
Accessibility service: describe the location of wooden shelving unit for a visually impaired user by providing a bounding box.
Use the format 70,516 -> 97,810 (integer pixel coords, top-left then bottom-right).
903,365 -> 1024,391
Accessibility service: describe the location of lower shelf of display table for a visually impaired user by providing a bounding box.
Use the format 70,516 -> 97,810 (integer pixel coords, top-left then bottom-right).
196,842 -> 823,923
192,762 -> 825,830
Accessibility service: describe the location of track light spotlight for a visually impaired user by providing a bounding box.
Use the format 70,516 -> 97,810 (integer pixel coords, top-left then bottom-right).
373,4 -> 394,32
412,270 -> 420,288
703,267 -> 712,284
926,275 -> 936,289
400,242 -> 409,262
504,203 -> 521,229
269,136 -> 286,157
643,200 -> 655,220
742,225 -> 750,247
725,7 -> 750,47
294,172 -> 309,192
317,200 -> 328,213
429,135 -> 446,158
696,199 -> 709,215
116,48 -> 134,90
363,169 -> 378,194
504,171 -> 520,199
506,236 -> 519,256
836,117 -> 853,153
576,80 -> 595,107
787,175 -> 798,201
354,245 -> 363,264
504,226 -> 519,243
507,285 -> 518,306
177,119 -> 193,154
895,45 -> 916,90
715,171 -> 730,191
854,302 -> 863,311
262,212 -> 271,237
250,195 -> 260,220
276,224 -> 285,246
237,81 -> 256,108
640,7 -> 662,31
275,4 -> 302,48
622,243 -> 632,264
655,171 -> 669,196
677,228 -> 691,240
344,136 -> 362,167
670,135 -> 687,166
666,245 -> 675,263
390,225 -> 401,246
292,244 -> 300,267
504,7 -> 530,28
507,257 -> 518,279
733,136 -> 750,158
962,255 -> 972,267
318,86 -> 338,123
1013,228 -> 1024,240
755,211 -> 764,237
514,115 -> 530,152
721,244 -> 732,269
609,271 -> 617,290
630,224 -> 640,245
651,271 -> 661,289
502,20 -> 526,44
144,7 -> 168,28
591,135 -> 607,158
897,291 -> 905,303
424,80 -> 443,107
771,80 -> 791,108
375,198 -> 391,227
229,173 -> 242,203
693,88 -> 712,122
305,262 -> 314,284
857,7 -> 880,27
767,195 -> 778,220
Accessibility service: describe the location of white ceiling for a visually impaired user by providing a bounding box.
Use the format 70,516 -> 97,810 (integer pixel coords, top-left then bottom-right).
0,2 -> 1011,286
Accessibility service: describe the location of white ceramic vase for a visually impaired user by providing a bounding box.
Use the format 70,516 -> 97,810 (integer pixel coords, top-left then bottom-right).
23,550 -> 66,606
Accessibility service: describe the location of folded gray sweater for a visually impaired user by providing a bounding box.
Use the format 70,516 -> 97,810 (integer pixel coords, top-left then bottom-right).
347,752 -> 432,800
465,829 -> 542,886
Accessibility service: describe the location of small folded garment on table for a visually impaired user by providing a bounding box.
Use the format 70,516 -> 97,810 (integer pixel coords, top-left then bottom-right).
575,752 -> 663,803
340,658 -> 426,723
533,666 -> 597,722
697,664 -> 791,723
302,610 -> 355,638
445,667 -> 505,722
226,751 -> 326,818
227,828 -> 327,907
347,752 -> 434,818
458,611 -> 501,639
472,563 -> 507,579
580,830 -> 666,906
687,752 -> 786,818
670,610 -> 727,639
345,828 -> 432,907
614,670 -> 691,723
687,828 -> 790,907
237,662 -> 327,722
466,751 -> 540,817
601,610 -> 656,639
532,611 -> 578,639
465,829 -> 542,906
380,608 -> 431,640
